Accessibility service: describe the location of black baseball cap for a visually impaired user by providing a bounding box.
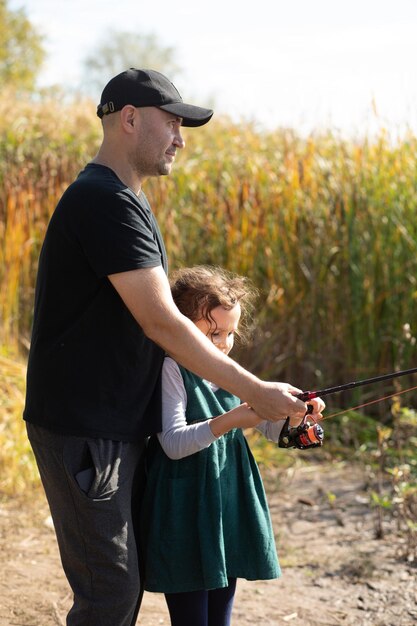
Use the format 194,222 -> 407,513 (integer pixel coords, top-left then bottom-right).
97,68 -> 213,127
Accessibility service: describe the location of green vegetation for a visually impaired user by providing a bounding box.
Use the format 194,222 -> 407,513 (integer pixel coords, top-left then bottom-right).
0,0 -> 45,91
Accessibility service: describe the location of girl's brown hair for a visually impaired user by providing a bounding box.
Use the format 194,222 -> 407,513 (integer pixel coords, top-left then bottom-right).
170,265 -> 258,344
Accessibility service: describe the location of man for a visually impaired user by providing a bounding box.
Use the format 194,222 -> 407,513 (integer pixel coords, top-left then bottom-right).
24,68 -> 313,626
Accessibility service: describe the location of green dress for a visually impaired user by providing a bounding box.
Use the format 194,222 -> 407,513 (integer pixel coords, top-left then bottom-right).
141,366 -> 281,593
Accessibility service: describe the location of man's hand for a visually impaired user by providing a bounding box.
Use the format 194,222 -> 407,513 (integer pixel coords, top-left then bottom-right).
248,381 -> 307,422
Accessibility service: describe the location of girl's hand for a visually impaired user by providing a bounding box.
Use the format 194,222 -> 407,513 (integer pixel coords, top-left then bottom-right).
209,403 -> 262,437
288,395 -> 326,426
308,397 -> 325,419
231,403 -> 263,429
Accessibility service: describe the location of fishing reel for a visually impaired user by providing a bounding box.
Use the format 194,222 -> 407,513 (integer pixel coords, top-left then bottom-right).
278,405 -> 324,449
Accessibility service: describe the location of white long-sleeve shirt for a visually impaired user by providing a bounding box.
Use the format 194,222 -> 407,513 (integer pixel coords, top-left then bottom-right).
157,357 -> 286,460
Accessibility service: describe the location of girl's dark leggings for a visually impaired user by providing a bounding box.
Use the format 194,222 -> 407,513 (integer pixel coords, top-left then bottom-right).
164,578 -> 237,626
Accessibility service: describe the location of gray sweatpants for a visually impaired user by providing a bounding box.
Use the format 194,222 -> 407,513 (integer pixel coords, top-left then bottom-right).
27,422 -> 146,626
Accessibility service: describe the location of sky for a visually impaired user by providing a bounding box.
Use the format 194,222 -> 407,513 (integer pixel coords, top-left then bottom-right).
10,0 -> 417,137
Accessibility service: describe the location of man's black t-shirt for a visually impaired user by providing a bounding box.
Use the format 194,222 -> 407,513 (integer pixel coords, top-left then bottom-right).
23,163 -> 168,441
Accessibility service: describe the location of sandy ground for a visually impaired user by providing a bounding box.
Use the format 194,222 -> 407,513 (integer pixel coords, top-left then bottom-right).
1,460 -> 416,626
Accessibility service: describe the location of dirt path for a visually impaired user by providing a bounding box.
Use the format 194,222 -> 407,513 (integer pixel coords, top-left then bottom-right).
1,461 -> 416,626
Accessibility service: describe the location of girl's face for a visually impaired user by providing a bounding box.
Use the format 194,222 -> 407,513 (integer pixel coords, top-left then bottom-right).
195,304 -> 241,355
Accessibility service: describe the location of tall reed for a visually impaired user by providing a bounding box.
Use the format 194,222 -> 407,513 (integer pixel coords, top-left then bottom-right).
150,124 -> 417,398
1,93 -> 417,404
0,90 -> 101,349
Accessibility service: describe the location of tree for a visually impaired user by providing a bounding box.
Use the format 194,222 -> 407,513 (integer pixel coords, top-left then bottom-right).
0,0 -> 45,91
82,30 -> 181,95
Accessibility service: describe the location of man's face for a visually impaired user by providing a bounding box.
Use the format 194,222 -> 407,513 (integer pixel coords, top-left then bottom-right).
130,107 -> 185,178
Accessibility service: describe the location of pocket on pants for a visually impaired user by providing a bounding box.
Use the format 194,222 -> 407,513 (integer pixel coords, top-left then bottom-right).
64,438 -> 124,501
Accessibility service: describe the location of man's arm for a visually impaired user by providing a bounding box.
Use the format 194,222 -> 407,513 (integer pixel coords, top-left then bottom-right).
108,266 -> 306,422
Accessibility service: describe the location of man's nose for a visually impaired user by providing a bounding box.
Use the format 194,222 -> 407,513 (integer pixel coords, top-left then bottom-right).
174,132 -> 185,149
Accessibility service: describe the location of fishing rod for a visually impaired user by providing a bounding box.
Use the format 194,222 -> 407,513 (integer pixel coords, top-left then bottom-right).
296,366 -> 417,402
279,366 -> 417,450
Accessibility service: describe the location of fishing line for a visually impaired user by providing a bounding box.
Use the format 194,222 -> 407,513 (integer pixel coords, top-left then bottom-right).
319,384 -> 417,421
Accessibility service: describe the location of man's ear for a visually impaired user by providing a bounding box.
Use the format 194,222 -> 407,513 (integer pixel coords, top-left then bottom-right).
120,105 -> 136,131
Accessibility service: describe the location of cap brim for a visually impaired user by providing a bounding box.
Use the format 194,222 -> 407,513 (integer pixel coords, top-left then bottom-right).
159,103 -> 213,127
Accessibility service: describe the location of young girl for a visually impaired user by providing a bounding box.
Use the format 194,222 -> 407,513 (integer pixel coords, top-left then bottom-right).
141,266 -> 324,626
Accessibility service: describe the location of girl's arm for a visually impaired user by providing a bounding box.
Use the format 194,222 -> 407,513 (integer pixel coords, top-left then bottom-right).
209,414 -> 286,442
158,358 -> 265,459
255,420 -> 286,442
157,357 -> 218,460
158,358 -> 324,457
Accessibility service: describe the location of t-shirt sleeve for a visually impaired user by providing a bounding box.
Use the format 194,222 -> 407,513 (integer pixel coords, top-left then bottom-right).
77,187 -> 163,277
